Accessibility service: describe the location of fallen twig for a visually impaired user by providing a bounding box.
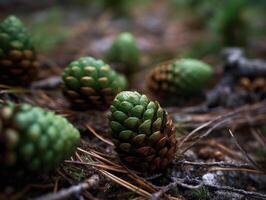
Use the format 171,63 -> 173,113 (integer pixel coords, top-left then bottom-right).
33,175 -> 100,200
150,177 -> 193,200
205,183 -> 266,200
181,160 -> 253,168
151,176 -> 266,200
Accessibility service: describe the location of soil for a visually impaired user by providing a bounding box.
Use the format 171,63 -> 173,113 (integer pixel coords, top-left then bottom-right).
0,1 -> 266,200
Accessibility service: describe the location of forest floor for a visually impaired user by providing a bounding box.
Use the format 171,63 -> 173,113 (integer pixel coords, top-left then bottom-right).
0,1 -> 266,200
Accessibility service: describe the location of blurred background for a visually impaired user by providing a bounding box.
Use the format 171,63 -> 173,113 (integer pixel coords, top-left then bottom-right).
0,0 -> 265,67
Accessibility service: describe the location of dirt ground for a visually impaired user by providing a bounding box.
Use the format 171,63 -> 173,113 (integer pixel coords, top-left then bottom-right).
0,1 -> 266,200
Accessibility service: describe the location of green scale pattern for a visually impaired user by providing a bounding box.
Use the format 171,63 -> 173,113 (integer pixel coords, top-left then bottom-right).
148,58 -> 213,95
0,103 -> 80,172
105,32 -> 140,73
0,15 -> 38,85
109,91 -> 177,172
62,57 -> 127,110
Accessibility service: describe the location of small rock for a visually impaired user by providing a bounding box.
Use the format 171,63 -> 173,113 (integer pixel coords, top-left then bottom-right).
202,173 -> 218,185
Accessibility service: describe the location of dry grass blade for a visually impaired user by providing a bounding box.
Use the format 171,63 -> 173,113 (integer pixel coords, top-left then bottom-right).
175,101 -> 266,133
75,149 -> 155,199
90,149 -> 116,159
0,84 -> 30,95
229,129 -> 262,171
75,136 -> 181,199
117,163 -> 159,194
180,118 -> 231,154
77,148 -> 122,168
178,116 -> 216,148
127,173 -> 158,194
86,125 -> 114,146
178,102 -> 266,158
100,170 -> 152,198
251,128 -> 266,150
0,84 -> 13,89
209,167 -> 265,174
0,89 -> 30,94
65,160 -> 127,173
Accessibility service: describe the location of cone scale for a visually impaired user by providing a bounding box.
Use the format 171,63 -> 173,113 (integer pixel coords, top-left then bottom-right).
109,91 -> 178,172
105,32 -> 140,73
0,103 -> 80,172
148,58 -> 213,96
62,57 -> 127,110
0,16 -> 38,86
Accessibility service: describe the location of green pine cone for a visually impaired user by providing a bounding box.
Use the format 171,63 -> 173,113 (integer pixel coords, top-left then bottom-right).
148,58 -> 213,96
62,57 -> 127,110
105,32 -> 140,73
0,103 -> 80,172
0,15 -> 39,86
109,91 -> 178,172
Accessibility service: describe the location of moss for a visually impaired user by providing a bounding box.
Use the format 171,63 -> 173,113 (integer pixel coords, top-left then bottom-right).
190,186 -> 210,200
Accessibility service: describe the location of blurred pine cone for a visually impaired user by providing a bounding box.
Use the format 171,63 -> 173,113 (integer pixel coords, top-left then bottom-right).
147,58 -> 213,96
109,91 -> 177,172
0,15 -> 39,86
0,103 -> 80,172
62,57 -> 127,110
105,32 -> 140,74
238,77 -> 266,95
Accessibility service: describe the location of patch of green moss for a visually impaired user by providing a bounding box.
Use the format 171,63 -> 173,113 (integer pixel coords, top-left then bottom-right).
190,186 -> 210,200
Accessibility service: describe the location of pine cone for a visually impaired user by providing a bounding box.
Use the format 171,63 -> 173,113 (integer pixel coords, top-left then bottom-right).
0,103 -> 80,172
109,91 -> 177,172
0,15 -> 38,86
105,32 -> 140,74
147,58 -> 213,96
238,77 -> 266,94
62,57 -> 127,110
